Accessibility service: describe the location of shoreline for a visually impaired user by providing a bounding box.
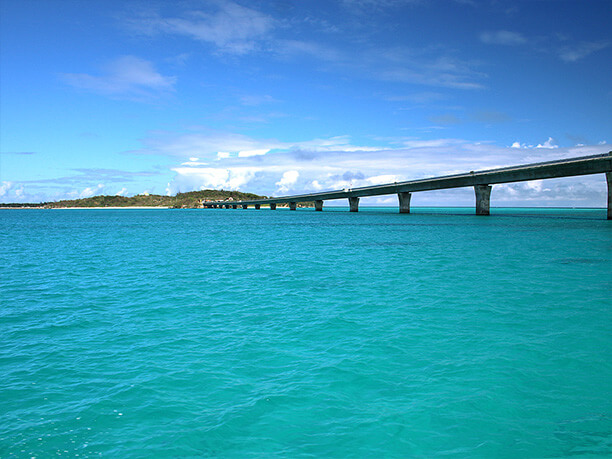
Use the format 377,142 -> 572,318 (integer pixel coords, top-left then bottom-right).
48,206 -> 172,209
0,206 -> 172,210
0,205 -> 606,210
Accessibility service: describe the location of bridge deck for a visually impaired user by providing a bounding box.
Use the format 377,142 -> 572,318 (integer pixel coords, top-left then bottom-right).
207,152 -> 611,206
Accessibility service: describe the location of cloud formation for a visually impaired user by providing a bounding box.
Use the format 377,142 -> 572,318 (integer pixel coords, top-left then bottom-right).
80,184 -> 105,199
126,2 -> 273,54
536,137 -> 558,149
0,181 -> 15,197
374,52 -> 485,89
480,30 -> 527,46
124,3 -> 486,91
140,129 -> 610,206
276,170 -> 299,193
558,41 -> 610,62
62,56 -> 176,101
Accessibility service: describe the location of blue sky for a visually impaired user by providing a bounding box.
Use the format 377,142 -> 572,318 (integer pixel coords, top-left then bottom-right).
1,0 -> 611,206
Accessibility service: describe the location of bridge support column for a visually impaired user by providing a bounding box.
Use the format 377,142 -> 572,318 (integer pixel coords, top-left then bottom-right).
315,200 -> 323,211
289,202 -> 297,210
225,204 -> 231,209
270,203 -> 276,210
255,204 -> 261,210
242,204 -> 248,209
349,197 -> 359,212
398,192 -> 411,213
232,204 -> 237,209
474,184 -> 492,215
606,172 -> 612,220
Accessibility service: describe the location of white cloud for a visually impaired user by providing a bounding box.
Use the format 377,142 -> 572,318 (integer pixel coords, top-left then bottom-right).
238,149 -> 269,157
167,166 -> 261,195
127,2 -> 273,55
181,159 -> 209,166
493,176 -> 607,204
559,41 -> 610,62
80,184 -> 105,199
0,182 -> 29,203
373,52 -> 485,90
401,138 -> 463,148
275,170 -> 300,194
536,137 -> 558,149
0,181 -> 13,197
274,35 -> 486,90
480,30 -> 527,46
125,4 -> 484,91
116,187 -> 128,196
367,174 -> 402,185
274,39 -> 344,62
134,131 -> 284,159
133,130 -> 386,160
62,56 -> 175,101
133,129 -> 611,207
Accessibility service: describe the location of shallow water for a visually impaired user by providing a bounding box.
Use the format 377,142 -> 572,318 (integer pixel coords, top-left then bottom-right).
1,207 -> 611,457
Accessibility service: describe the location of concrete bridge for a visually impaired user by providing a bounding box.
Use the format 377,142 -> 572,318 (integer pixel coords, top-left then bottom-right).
204,152 -> 612,219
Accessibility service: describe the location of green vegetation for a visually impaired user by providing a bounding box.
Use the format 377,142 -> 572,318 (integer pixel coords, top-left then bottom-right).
1,190 -> 269,209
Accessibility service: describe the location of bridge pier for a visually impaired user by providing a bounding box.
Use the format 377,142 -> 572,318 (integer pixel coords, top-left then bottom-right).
349,197 -> 359,212
270,203 -> 276,210
232,204 -> 237,209
289,202 -> 297,211
242,204 -> 248,209
398,192 -> 411,213
255,204 -> 261,210
315,200 -> 323,211
474,184 -> 492,215
607,172 -> 611,220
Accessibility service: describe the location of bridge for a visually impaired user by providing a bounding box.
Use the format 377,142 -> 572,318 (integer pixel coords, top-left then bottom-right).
204,152 -> 612,219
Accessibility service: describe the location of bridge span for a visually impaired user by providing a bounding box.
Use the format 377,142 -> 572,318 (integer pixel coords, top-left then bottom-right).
204,152 -> 612,219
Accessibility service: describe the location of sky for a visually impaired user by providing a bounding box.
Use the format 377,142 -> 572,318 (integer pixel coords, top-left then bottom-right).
1,0 -> 611,206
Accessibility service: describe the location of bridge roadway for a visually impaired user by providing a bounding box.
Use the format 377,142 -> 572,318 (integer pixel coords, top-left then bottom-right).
204,152 -> 612,219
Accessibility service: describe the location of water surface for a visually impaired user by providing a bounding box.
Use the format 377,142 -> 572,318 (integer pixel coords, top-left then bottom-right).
1,208 -> 611,457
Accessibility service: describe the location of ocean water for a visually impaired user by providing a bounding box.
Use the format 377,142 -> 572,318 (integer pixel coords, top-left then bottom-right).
1,207 -> 611,458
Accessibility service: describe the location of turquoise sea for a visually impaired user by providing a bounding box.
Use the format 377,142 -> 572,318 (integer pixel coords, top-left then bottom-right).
1,207 -> 611,458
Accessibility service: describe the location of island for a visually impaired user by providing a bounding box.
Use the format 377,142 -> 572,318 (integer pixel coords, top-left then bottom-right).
0,190 -> 314,209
